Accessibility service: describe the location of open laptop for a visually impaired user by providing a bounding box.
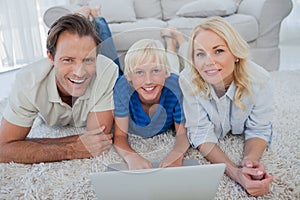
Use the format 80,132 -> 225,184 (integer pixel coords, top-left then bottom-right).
89,160 -> 225,200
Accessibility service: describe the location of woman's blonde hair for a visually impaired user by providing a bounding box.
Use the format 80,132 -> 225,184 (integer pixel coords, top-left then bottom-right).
188,16 -> 255,111
124,39 -> 170,76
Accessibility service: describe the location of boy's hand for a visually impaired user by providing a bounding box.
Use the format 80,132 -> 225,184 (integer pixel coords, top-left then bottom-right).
125,154 -> 153,170
159,151 -> 184,168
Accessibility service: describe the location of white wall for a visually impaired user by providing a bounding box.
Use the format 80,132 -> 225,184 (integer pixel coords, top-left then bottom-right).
279,0 -> 300,71
280,0 -> 300,42
0,69 -> 18,100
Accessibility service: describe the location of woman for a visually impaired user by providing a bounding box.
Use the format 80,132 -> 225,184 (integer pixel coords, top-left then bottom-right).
179,16 -> 274,197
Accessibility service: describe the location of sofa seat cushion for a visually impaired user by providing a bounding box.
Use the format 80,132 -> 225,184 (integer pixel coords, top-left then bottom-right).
109,18 -> 167,51
167,14 -> 258,43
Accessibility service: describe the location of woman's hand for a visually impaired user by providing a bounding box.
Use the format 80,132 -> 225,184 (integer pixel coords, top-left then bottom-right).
242,159 -> 266,180
235,164 -> 274,196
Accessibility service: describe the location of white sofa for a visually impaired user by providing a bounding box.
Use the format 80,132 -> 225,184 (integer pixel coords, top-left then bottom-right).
102,0 -> 292,71
45,0 -> 293,71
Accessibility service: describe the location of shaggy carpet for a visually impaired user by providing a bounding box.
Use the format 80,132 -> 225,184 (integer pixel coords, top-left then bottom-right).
0,70 -> 299,200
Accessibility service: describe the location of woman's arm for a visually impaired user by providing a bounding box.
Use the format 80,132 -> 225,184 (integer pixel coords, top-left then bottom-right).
242,137 -> 267,165
199,142 -> 274,196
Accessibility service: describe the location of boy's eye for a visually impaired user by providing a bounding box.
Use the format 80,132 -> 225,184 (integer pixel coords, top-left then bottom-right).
135,70 -> 144,76
152,68 -> 161,74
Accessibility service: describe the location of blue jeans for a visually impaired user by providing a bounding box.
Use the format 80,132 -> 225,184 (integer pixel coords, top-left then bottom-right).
93,17 -> 123,76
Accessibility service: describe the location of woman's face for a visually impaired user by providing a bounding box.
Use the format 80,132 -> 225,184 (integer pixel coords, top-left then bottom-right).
193,29 -> 236,89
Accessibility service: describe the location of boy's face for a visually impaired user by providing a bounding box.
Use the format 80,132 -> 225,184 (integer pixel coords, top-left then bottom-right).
126,57 -> 169,105
47,31 -> 97,98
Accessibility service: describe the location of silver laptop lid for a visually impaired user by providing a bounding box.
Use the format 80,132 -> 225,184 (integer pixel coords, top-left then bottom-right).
90,163 -> 225,200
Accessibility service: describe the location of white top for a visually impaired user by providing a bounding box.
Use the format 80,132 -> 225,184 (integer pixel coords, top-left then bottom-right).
4,55 -> 118,128
179,62 -> 273,148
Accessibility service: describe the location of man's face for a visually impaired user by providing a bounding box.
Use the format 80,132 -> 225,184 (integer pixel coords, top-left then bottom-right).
48,31 -> 97,98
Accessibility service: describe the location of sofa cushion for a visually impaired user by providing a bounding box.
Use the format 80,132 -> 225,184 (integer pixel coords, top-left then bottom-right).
161,0 -> 195,20
109,19 -> 167,51
167,14 -> 258,43
99,0 -> 136,23
176,0 -> 238,17
134,0 -> 162,19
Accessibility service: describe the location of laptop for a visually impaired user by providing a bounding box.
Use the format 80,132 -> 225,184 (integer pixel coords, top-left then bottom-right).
89,160 -> 225,200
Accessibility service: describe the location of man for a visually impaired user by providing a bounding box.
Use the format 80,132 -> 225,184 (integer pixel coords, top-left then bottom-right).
0,14 -> 118,163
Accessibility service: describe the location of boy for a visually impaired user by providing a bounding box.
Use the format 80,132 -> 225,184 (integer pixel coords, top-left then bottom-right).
113,39 -> 189,170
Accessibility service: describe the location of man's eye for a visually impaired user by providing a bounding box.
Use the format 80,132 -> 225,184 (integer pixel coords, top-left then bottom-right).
62,58 -> 73,63
84,58 -> 95,64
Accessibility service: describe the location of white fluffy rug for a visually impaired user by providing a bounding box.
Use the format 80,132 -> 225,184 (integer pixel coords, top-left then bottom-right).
0,70 -> 299,200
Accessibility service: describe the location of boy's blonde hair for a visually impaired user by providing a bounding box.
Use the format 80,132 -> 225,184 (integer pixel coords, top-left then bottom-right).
124,39 -> 170,76
188,16 -> 260,111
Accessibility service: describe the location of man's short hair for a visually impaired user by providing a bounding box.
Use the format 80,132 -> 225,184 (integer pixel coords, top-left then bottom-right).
46,14 -> 101,58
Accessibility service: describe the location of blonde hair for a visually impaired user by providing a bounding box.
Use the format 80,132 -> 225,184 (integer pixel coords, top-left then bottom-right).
124,39 -> 170,76
188,16 -> 256,111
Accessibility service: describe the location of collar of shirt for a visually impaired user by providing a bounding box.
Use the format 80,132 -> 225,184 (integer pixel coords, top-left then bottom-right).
209,81 -> 236,102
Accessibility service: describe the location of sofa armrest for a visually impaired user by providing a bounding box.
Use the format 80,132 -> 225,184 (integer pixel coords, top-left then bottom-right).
238,0 -> 293,48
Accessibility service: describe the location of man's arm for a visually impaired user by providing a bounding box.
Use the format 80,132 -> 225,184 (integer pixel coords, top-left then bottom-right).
0,114 -> 112,164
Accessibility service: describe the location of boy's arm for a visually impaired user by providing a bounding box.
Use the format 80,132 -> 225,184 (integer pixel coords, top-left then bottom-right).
114,117 -> 152,169
159,123 -> 190,168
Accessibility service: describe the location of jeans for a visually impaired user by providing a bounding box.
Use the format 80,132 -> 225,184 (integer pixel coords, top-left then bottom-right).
93,17 -> 123,76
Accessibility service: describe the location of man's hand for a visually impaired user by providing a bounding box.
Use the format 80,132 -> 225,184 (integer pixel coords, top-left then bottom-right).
78,126 -> 113,158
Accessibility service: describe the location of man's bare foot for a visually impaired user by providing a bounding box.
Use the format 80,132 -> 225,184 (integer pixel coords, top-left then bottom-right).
90,5 -> 101,18
170,28 -> 186,46
161,28 -> 177,52
76,6 -> 90,19
161,27 -> 187,51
